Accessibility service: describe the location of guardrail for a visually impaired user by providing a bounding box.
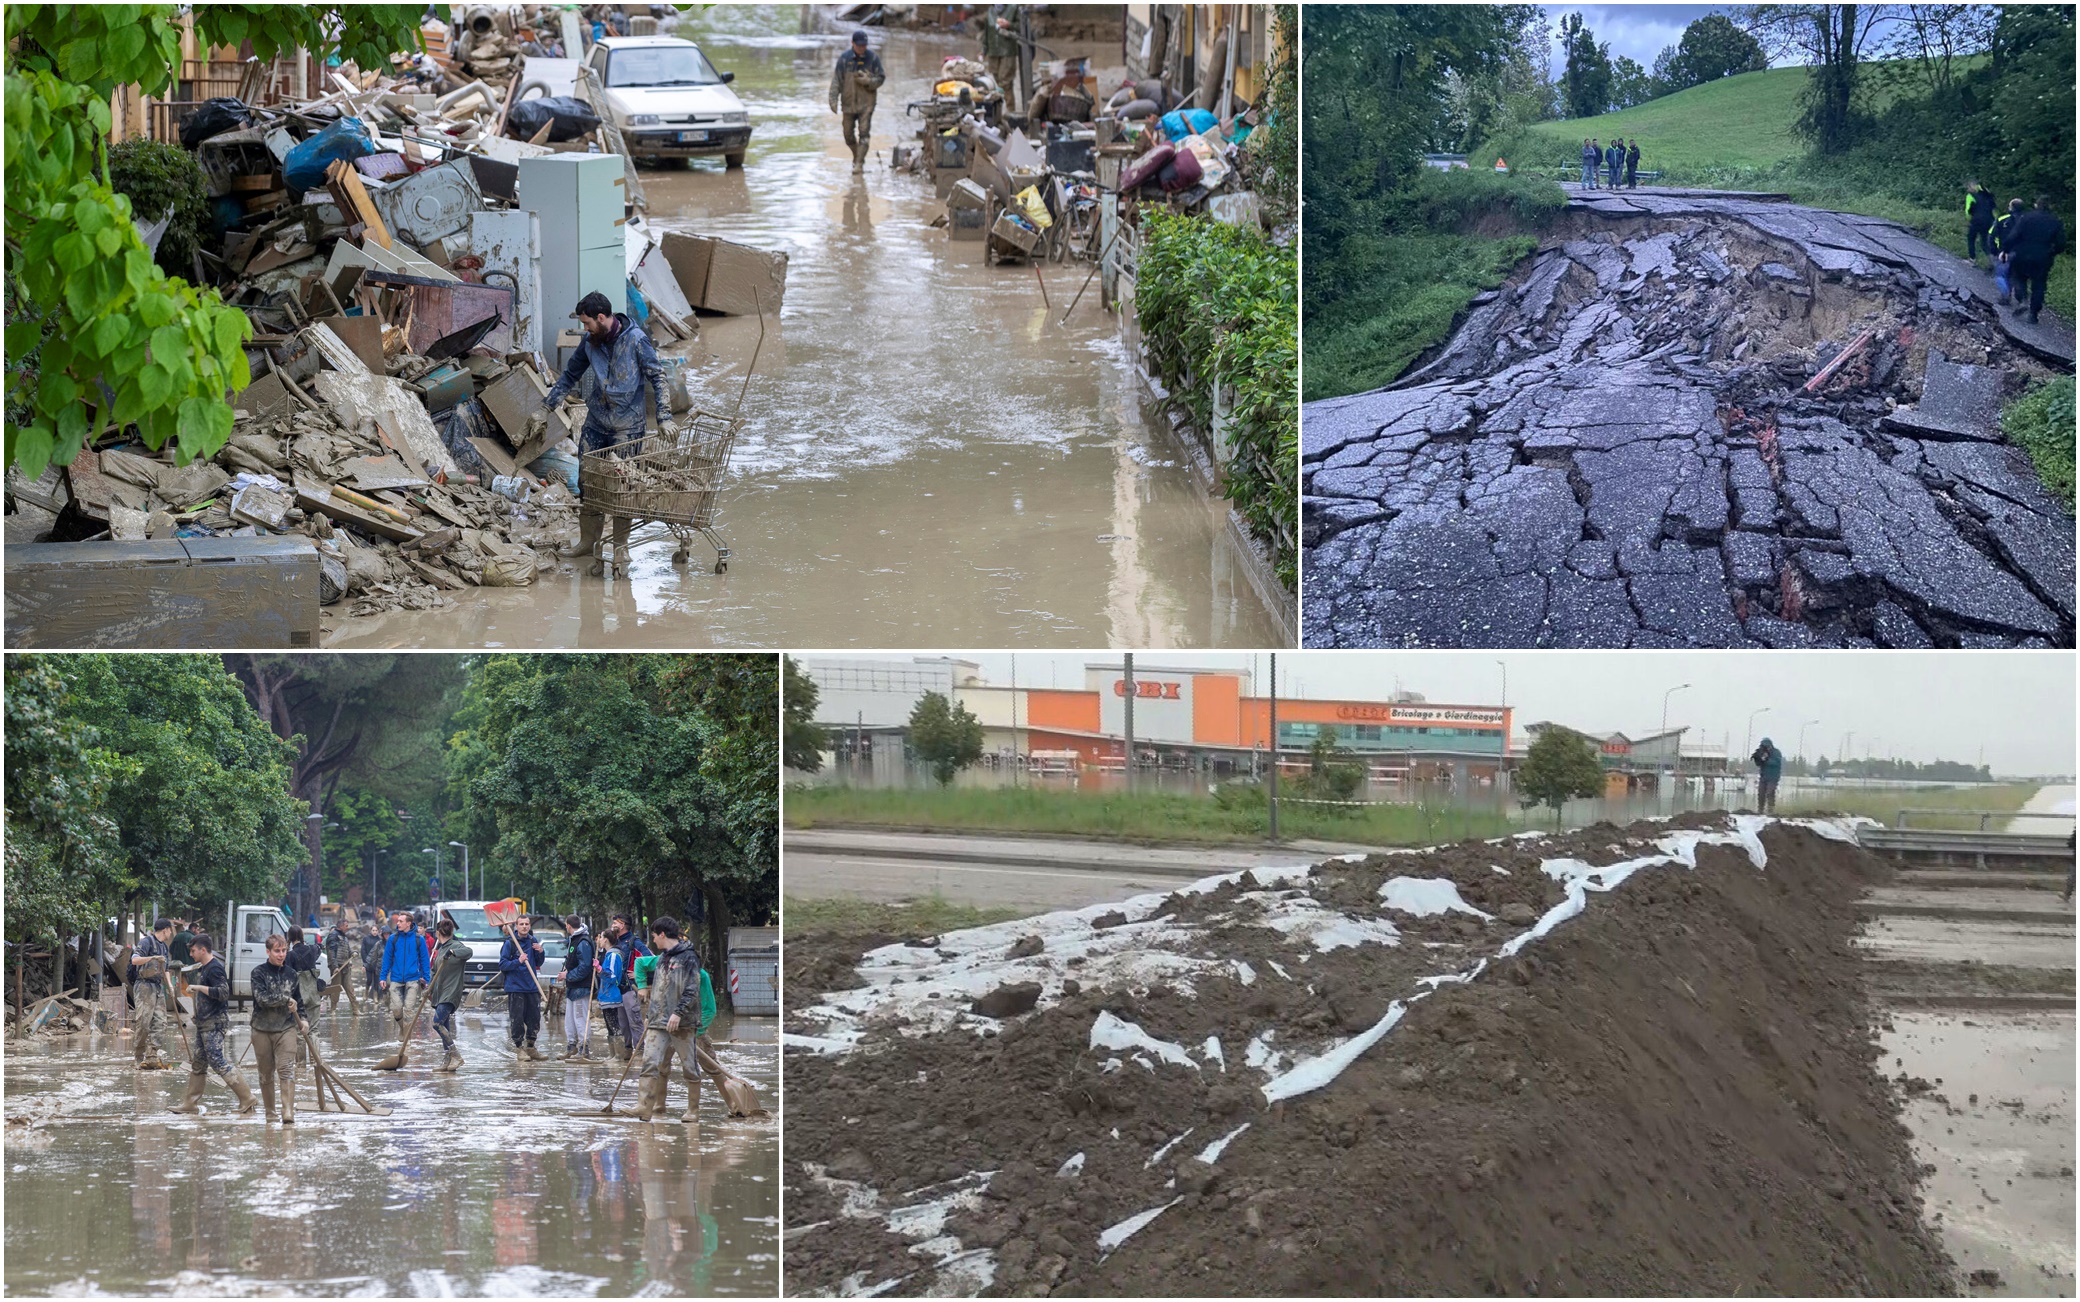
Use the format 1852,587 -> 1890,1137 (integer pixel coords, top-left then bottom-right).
1890,808 -> 2077,831
1857,816 -> 2073,871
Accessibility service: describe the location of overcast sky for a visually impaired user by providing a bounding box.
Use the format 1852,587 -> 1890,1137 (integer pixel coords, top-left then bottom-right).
1538,4 -> 1759,77
888,652 -> 2076,776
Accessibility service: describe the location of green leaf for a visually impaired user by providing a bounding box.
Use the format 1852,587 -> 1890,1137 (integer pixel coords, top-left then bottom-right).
54,230 -> 92,271
148,323 -> 184,364
136,292 -> 175,328
89,313 -> 127,357
137,362 -> 173,407
211,308 -> 247,355
13,421 -> 56,481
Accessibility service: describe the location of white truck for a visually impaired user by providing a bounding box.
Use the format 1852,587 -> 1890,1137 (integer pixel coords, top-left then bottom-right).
220,903 -> 330,1002
428,901 -> 567,995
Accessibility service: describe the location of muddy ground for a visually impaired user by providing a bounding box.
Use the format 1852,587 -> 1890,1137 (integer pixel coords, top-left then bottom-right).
3,1000 -> 777,1296
327,13 -> 1281,650
783,814 -> 1959,1296
1303,190 -> 2076,649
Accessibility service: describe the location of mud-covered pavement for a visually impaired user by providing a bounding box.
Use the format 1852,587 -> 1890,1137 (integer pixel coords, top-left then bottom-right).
329,11 -> 1281,650
3,1004 -> 777,1296
1303,189 -> 2076,649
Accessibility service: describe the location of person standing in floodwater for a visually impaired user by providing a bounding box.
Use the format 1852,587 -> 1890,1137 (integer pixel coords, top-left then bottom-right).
830,30 -> 886,174
1751,737 -> 1784,814
538,291 -> 677,577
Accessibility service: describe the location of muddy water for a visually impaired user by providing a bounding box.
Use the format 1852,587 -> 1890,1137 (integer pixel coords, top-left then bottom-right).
328,14 -> 1283,649
2,1008 -> 777,1296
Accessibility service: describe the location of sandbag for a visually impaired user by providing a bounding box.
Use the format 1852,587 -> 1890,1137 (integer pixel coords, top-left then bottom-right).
180,97 -> 253,148
285,117 -> 375,194
1118,142 -> 1175,192
506,96 -> 601,144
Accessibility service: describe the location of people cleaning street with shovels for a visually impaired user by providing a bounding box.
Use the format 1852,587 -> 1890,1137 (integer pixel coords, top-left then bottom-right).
495,904 -> 548,1061
427,918 -> 473,1074
375,911 -> 430,1069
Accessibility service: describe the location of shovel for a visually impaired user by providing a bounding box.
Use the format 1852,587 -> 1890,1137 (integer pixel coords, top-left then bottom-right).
695,1037 -> 768,1118
372,992 -> 429,1071
459,969 -> 503,1011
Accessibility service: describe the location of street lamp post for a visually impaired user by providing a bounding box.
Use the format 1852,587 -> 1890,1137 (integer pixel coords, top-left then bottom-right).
448,842 -> 470,899
1495,659 -> 1507,710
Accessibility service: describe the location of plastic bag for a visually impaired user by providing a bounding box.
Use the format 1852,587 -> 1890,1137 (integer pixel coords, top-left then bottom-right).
180,97 -> 253,148
1159,108 -> 1217,142
506,96 -> 601,144
284,117 -> 375,194
529,446 -> 581,495
1013,185 -> 1053,229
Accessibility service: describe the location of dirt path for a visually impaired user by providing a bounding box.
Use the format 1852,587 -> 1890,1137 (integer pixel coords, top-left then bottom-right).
1303,190 -> 2075,649
783,815 -> 1955,1295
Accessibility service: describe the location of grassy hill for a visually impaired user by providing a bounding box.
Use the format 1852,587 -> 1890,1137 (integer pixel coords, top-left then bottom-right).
1516,67 -> 1809,175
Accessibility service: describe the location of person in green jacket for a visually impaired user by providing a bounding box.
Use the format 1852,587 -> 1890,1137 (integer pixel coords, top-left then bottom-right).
427,918 -> 472,1074
977,4 -> 1022,100
1966,181 -> 1997,266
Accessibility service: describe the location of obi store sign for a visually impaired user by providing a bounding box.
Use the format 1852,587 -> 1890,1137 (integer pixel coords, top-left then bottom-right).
1335,704 -> 1506,728
1100,677 -> 1194,741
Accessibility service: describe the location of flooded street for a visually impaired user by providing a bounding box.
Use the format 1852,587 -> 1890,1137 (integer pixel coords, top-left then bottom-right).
328,11 -> 1282,649
3,1007 -> 777,1297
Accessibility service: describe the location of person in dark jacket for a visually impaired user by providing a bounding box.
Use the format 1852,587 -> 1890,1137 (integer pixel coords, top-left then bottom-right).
1625,140 -> 1641,189
378,911 -> 431,1042
169,936 -> 256,1115
427,918 -> 472,1074
2003,197 -> 2064,324
538,290 -> 676,577
1965,181 -> 1997,265
169,919 -> 195,971
1581,139 -> 1599,188
829,30 -> 886,172
559,916 -> 597,1060
1604,139 -> 1623,189
601,915 -> 646,1062
361,922 -> 383,999
634,917 -> 708,1122
129,919 -> 178,1069
977,3 -> 1022,99
1751,737 -> 1785,814
323,918 -> 362,1016
249,934 -> 304,1125
1990,198 -> 2023,304
500,917 -> 547,1061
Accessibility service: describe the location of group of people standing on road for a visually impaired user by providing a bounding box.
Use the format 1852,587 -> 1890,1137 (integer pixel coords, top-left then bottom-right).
1581,137 -> 1642,190
1965,181 -> 2065,325
127,907 -> 730,1125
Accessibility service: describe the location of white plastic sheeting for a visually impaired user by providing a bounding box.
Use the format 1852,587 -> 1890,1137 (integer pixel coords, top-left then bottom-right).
1378,877 -> 1496,920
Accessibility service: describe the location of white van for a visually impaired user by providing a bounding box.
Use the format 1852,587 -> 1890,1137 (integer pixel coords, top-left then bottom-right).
586,36 -> 753,168
431,902 -> 565,995
221,904 -> 330,1002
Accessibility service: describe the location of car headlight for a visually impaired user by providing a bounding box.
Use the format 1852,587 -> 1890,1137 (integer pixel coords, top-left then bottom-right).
719,112 -> 749,126
630,114 -> 661,126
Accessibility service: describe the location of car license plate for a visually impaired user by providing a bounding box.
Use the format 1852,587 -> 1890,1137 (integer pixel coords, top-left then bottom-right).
677,129 -> 709,143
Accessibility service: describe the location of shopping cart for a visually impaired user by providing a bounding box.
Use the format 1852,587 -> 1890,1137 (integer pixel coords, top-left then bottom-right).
579,409 -> 741,576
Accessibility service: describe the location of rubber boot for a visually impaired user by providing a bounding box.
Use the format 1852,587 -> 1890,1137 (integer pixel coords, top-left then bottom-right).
437,1048 -> 464,1073
681,1080 -> 700,1124
633,1075 -> 661,1121
225,1072 -> 259,1115
170,1071 -> 207,1114
280,1078 -> 295,1125
524,1039 -> 545,1062
563,511 -> 603,560
260,1075 -> 277,1122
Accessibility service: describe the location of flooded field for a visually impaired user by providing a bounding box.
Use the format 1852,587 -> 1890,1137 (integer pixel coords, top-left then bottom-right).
328,11 -> 1283,649
3,1005 -> 777,1297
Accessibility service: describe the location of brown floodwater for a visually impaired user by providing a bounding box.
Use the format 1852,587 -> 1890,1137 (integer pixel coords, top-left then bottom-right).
3,1005 -> 777,1296
325,15 -> 1283,649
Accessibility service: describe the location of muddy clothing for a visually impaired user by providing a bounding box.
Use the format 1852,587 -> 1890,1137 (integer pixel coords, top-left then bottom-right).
251,1026 -> 297,1115
978,5 -> 1021,61
379,929 -> 430,986
637,1023 -> 703,1093
132,981 -> 177,1064
386,978 -> 425,1030
428,937 -> 472,1009
643,941 -> 705,1031
130,933 -> 171,988
829,47 -> 885,115
432,998 -> 460,1051
189,956 -> 230,1025
545,314 -> 669,453
1026,79 -> 1094,125
287,941 -> 321,1015
250,961 -> 301,1034
507,989 -> 543,1048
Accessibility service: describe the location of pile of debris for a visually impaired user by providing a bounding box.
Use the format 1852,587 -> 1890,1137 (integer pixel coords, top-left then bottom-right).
6,15 -> 789,641
1303,194 -> 2076,649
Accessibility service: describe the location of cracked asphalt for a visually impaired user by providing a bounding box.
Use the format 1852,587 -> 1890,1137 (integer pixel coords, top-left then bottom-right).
1302,189 -> 2077,649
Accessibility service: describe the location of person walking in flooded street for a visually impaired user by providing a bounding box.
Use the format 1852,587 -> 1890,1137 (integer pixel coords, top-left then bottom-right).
323,916 -> 362,1016
560,915 -> 596,1060
249,934 -> 303,1125
378,910 -> 430,1046
634,917 -> 707,1122
977,4 -> 1021,100
170,935 -> 256,1115
129,919 -> 179,1070
830,30 -> 885,173
428,918 -> 472,1074
501,915 -> 548,1061
1751,736 -> 1784,814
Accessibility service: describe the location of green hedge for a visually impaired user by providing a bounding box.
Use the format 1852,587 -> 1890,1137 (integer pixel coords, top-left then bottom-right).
2002,375 -> 2075,512
1137,210 -> 1297,589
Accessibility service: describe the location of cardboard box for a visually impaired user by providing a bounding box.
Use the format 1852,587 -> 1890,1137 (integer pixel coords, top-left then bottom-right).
5,537 -> 321,649
658,232 -> 787,317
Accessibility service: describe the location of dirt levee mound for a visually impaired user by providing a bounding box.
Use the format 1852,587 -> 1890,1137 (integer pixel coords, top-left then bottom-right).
1303,193 -> 2075,650
782,816 -> 1954,1296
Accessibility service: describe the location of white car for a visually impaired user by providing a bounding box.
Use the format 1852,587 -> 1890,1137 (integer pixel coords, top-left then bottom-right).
586,35 -> 752,169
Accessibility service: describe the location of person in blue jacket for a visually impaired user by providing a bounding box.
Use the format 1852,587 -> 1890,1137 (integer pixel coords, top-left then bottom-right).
500,916 -> 547,1062
538,290 -> 678,578
377,910 -> 430,1042
1751,737 -> 1785,814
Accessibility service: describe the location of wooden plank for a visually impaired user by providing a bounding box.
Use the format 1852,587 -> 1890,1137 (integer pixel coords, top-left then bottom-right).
304,321 -> 371,377
372,414 -> 427,479
291,474 -> 421,542
468,436 -> 520,478
325,159 -> 391,249
317,314 -> 386,372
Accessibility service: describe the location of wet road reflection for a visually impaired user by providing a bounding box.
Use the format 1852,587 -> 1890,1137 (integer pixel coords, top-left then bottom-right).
326,11 -> 1282,649
3,1007 -> 777,1296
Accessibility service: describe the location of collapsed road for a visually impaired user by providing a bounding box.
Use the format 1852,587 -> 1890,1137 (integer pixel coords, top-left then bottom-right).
2,998 -> 778,1296
782,812 -> 1969,1297
1302,190 -> 2077,650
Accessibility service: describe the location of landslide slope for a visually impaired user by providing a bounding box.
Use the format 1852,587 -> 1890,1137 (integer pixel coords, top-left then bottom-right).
1302,192 -> 2076,650
782,816 -> 1955,1297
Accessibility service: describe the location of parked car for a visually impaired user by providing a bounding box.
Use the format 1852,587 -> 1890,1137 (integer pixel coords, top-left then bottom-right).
219,904 -> 330,1003
585,35 -> 752,168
